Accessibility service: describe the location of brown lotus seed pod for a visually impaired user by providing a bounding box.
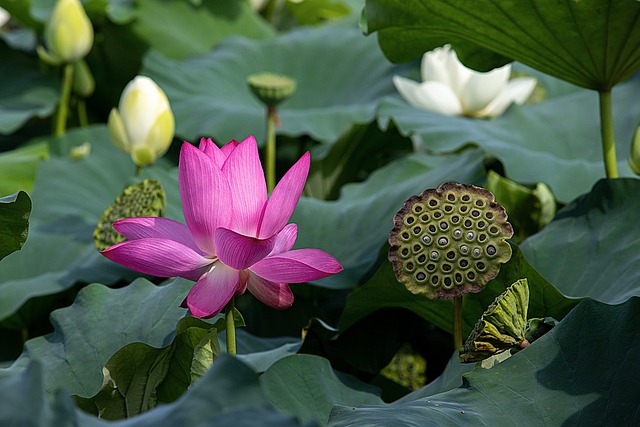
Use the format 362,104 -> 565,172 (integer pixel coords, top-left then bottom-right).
388,182 -> 513,300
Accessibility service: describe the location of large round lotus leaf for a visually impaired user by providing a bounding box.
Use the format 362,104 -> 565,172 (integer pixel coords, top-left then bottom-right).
142,24 -> 399,144
377,74 -> 640,202
521,178 -> 640,304
363,0 -> 640,90
330,298 -> 640,426
0,42 -> 58,134
0,191 -> 31,262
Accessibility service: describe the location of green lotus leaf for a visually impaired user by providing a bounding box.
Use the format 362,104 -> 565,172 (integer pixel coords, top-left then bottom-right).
363,0 -> 640,90
142,24 -> 399,144
377,74 -> 640,202
521,178 -> 640,303
330,298 -> 640,426
0,191 -> 31,262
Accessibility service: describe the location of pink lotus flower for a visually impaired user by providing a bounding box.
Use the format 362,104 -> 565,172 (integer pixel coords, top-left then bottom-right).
102,136 -> 342,318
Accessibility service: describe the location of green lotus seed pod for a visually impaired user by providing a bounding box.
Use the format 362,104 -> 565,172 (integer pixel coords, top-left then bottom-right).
93,179 -> 166,251
389,181 -> 514,300
459,278 -> 529,363
247,72 -> 297,107
380,345 -> 427,391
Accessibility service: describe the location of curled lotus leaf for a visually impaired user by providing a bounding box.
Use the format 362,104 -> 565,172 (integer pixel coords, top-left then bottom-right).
460,278 -> 529,363
389,181 -> 513,300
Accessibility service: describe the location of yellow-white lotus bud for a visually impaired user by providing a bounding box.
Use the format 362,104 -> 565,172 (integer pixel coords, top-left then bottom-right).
38,0 -> 93,65
108,76 -> 175,167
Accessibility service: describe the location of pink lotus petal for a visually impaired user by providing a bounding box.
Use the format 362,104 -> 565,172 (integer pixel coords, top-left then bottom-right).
247,273 -> 293,309
101,238 -> 212,281
214,227 -> 275,271
220,139 -> 240,160
270,223 -> 298,256
249,248 -> 342,283
113,217 -> 203,254
186,262 -> 240,318
221,135 -> 267,236
198,137 -> 227,169
179,142 -> 232,254
257,152 -> 310,239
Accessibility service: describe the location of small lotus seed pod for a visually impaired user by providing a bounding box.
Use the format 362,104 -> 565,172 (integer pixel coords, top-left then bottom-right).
389,181 -> 513,299
93,179 -> 166,251
459,279 -> 529,363
247,72 -> 297,108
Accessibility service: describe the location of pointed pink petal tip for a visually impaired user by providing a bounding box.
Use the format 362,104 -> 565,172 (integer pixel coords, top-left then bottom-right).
249,248 -> 342,283
247,274 -> 293,309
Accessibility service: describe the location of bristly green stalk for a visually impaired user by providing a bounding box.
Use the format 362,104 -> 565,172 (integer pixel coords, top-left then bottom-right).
453,296 -> 463,350
225,297 -> 237,356
54,63 -> 74,137
266,107 -> 277,193
599,90 -> 618,179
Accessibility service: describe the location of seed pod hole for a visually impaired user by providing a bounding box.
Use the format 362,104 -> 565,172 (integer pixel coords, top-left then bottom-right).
401,232 -> 410,240
460,245 -> 469,254
401,248 -> 409,256
444,204 -> 453,213
406,262 -> 415,270
459,259 -> 469,268
416,272 -> 426,281
439,221 -> 448,230
438,237 -> 448,246
413,244 -> 421,252
447,193 -> 456,202
479,234 -> 487,242
446,251 -> 456,260
413,204 -> 423,213
444,277 -> 453,288
429,225 -> 437,233
489,226 -> 499,234
472,247 -> 482,257
477,221 -> 486,229
431,276 -> 439,285
466,231 -> 475,241
406,216 -> 415,225
477,262 -> 485,271
455,273 -> 463,283
467,271 -> 476,280
461,194 -> 470,202
428,198 -> 438,207
460,206 -> 468,213
451,215 -> 460,224
427,263 -> 436,271
471,210 -> 480,217
475,200 -> 485,207
430,251 -> 439,260
464,219 -> 473,228
442,263 -> 452,272
487,245 -> 497,256
453,229 -> 462,239
422,235 -> 432,244
413,226 -> 421,235
421,214 -> 429,222
418,254 -> 426,263
486,212 -> 494,220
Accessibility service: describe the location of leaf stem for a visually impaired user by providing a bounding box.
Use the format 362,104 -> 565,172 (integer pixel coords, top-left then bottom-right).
54,63 -> 74,137
453,296 -> 463,351
78,99 -> 89,128
266,106 -> 277,193
225,297 -> 236,356
598,90 -> 618,178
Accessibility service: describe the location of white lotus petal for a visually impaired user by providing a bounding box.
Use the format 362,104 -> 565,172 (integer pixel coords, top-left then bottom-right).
461,65 -> 511,113
395,76 -> 462,116
444,46 -> 474,97
479,76 -> 537,118
421,46 -> 451,87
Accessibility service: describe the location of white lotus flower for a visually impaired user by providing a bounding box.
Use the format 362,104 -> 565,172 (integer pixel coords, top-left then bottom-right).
393,45 -> 537,118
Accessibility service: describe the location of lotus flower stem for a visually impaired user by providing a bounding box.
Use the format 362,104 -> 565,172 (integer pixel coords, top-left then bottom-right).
78,99 -> 88,128
266,107 -> 277,193
599,90 -> 618,179
225,297 -> 237,356
453,296 -> 463,350
54,63 -> 74,137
